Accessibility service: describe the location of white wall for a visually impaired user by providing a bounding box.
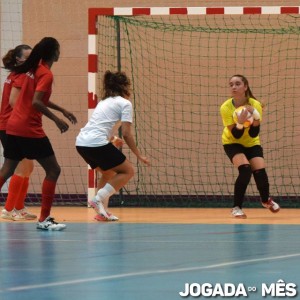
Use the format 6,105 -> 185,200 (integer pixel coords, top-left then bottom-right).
0,0 -> 22,192
1,0 -> 22,85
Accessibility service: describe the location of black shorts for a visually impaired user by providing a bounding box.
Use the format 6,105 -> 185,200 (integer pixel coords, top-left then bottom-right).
0,130 -> 7,149
223,144 -> 264,162
4,134 -> 55,161
76,143 -> 126,171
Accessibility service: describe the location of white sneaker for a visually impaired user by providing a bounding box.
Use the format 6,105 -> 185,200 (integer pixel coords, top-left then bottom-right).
94,212 -> 119,222
88,197 -> 110,219
231,206 -> 247,219
262,198 -> 280,213
15,207 -> 37,220
1,209 -> 23,221
37,216 -> 66,231
107,214 -> 119,221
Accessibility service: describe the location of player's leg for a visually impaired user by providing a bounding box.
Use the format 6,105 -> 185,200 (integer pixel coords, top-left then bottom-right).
0,133 -> 23,219
94,168 -> 119,221
91,160 -> 134,220
224,144 -> 251,218
94,160 -> 134,202
96,168 -> 116,208
19,136 -> 64,229
36,154 -> 60,218
35,154 -> 65,230
13,159 -> 36,219
77,144 -> 130,220
232,154 -> 252,218
0,158 -> 22,220
250,155 -> 280,213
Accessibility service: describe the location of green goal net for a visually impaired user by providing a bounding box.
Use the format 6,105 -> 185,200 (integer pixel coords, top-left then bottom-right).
96,13 -> 300,207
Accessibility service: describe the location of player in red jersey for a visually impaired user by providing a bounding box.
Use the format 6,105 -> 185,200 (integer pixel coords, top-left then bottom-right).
0,37 -> 77,230
0,44 -> 36,221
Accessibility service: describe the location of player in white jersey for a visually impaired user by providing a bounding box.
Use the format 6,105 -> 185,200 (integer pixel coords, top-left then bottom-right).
76,70 -> 150,221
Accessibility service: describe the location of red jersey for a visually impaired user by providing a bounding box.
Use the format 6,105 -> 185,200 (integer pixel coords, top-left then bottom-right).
0,72 -> 25,130
6,62 -> 53,138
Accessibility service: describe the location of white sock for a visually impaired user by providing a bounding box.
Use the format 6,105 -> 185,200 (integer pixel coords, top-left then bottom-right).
95,183 -> 116,202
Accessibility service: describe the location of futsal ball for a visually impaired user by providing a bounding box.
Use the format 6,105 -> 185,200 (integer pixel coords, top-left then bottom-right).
233,106 -> 253,128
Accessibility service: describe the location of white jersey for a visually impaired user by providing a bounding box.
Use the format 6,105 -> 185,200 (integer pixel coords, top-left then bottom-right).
76,96 -> 132,147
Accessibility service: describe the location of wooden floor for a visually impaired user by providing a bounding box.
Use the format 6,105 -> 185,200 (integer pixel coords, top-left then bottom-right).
1,207 -> 299,224
1,207 -> 299,300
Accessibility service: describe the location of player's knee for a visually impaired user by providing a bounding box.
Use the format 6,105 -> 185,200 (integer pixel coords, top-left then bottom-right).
119,161 -> 134,179
237,164 -> 252,185
22,165 -> 34,177
47,165 -> 61,181
55,165 -> 62,178
127,165 -> 134,180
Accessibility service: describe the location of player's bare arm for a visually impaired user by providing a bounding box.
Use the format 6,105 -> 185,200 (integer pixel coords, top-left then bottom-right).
32,91 -> 69,133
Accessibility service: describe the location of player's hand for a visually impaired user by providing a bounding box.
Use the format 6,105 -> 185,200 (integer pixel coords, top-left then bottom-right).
110,136 -> 124,148
55,118 -> 69,133
244,105 -> 254,114
236,108 -> 249,124
63,110 -> 77,124
244,105 -> 260,121
138,156 -> 150,166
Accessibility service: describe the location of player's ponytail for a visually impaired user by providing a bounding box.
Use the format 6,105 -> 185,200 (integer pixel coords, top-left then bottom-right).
2,44 -> 31,71
246,87 -> 256,100
12,37 -> 59,74
2,49 -> 15,70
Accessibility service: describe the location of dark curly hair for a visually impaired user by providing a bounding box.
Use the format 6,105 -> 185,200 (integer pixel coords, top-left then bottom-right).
101,70 -> 131,99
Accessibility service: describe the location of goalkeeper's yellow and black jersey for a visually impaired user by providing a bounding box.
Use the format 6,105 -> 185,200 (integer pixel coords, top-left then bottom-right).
220,97 -> 263,147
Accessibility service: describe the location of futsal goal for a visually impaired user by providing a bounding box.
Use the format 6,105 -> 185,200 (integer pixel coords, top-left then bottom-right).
87,6 -> 300,208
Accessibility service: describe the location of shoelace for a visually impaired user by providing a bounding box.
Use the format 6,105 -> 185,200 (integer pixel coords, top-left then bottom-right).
48,217 -> 58,224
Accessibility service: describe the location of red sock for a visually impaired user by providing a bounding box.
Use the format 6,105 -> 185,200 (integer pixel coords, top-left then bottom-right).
15,177 -> 29,210
4,175 -> 23,212
39,179 -> 56,222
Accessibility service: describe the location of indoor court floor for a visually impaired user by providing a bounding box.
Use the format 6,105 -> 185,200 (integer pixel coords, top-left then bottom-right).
0,207 -> 299,300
